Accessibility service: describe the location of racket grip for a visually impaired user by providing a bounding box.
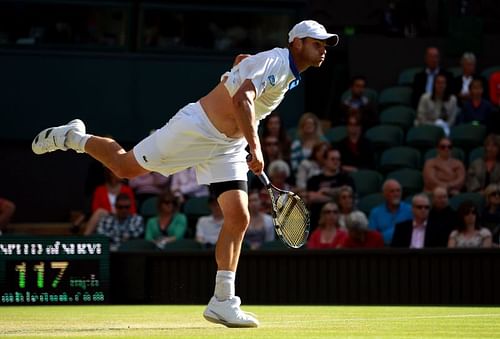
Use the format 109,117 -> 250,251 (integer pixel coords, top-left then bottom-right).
246,154 -> 271,187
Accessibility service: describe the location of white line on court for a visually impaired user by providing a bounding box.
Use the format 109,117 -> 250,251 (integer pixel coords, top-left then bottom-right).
265,313 -> 500,325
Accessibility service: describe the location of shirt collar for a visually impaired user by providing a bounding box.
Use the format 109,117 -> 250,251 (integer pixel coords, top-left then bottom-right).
288,50 -> 301,90
413,220 -> 427,228
426,67 -> 439,75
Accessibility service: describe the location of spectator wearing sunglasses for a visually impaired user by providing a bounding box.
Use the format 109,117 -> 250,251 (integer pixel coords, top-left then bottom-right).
96,193 -> 144,251
391,194 -> 447,248
423,137 -> 465,196
481,184 -> 500,245
307,202 -> 347,249
448,201 -> 492,248
466,134 -> 500,193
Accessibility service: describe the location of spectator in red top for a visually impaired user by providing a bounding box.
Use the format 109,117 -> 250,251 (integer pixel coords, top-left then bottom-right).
83,167 -> 137,235
0,197 -> 15,234
307,202 -> 347,249
339,211 -> 384,248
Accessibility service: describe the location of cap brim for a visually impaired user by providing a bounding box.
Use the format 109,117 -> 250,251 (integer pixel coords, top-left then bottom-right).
325,34 -> 339,47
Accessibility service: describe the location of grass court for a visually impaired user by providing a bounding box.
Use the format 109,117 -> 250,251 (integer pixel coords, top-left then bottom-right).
1,305 -> 499,338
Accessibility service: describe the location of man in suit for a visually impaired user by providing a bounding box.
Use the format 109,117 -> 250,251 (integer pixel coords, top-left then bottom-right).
391,193 -> 447,248
451,52 -> 487,106
411,47 -> 452,107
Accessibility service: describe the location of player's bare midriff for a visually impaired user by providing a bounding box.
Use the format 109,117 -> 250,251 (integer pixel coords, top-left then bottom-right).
199,81 -> 244,139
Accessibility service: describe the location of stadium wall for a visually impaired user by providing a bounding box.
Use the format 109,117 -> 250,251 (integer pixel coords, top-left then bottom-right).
111,249 -> 500,305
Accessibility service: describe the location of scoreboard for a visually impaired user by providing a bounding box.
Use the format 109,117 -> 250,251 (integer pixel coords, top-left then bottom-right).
0,235 -> 109,305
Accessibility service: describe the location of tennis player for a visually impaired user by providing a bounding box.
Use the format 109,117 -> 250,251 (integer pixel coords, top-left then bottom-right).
32,20 -> 338,327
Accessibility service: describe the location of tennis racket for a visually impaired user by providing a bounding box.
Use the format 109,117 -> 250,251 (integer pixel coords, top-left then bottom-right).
247,155 -> 310,248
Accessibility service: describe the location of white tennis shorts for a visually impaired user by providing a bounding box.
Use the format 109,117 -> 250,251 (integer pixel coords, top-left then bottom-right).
133,101 -> 248,185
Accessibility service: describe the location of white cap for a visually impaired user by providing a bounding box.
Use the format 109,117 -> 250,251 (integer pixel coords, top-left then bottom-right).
288,20 -> 339,46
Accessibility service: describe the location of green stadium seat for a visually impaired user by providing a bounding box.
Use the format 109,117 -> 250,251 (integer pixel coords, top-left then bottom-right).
287,127 -> 298,140
349,169 -> 383,198
183,196 -> 211,235
324,125 -> 348,145
398,67 -> 421,86
448,66 -> 462,78
449,124 -> 487,152
379,105 -> 416,131
468,146 -> 484,164
449,192 -> 485,211
481,66 -> 500,80
365,125 -> 404,150
140,196 -> 158,219
406,125 -> 445,151
379,146 -> 421,173
358,193 -> 385,216
378,86 -> 413,107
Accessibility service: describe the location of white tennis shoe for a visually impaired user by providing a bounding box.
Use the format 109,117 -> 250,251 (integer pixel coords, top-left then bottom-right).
32,119 -> 86,154
203,296 -> 259,328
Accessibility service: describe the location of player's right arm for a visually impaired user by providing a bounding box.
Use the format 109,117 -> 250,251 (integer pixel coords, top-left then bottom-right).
231,79 -> 263,175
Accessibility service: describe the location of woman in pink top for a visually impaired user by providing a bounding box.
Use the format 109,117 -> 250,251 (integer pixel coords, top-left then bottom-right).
307,202 -> 347,249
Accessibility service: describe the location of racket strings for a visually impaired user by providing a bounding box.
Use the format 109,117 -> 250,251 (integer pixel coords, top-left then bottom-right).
275,194 -> 310,247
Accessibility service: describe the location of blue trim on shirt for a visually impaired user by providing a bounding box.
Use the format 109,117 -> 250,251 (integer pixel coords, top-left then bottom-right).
288,50 -> 301,90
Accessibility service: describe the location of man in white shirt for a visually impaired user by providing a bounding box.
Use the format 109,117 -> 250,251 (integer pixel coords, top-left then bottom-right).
32,20 -> 338,327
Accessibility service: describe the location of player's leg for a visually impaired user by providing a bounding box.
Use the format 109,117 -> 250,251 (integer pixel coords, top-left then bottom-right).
203,184 -> 259,328
32,119 -> 148,179
215,188 -> 249,272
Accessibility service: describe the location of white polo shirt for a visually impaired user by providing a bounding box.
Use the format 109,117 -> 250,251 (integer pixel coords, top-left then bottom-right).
222,47 -> 301,122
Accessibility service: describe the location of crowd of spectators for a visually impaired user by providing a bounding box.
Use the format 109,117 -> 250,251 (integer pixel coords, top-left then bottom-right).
4,45 -> 500,252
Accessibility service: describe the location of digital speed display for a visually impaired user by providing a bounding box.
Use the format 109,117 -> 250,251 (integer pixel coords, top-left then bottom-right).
0,235 -> 109,305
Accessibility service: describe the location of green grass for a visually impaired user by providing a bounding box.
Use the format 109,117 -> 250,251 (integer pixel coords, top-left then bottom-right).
0,305 -> 499,338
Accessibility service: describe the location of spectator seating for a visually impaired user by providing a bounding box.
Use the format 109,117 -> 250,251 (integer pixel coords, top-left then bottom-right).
341,87 -> 379,103
287,127 -> 298,140
449,192 -> 485,211
140,196 -> 158,219
386,169 -> 424,198
449,124 -> 487,152
379,146 -> 421,173
398,67 -> 421,86
468,146 -> 484,164
448,66 -> 462,78
358,193 -> 385,216
424,147 -> 465,163
481,65 -> 500,81
325,125 -> 348,145
365,125 -> 404,150
350,169 -> 383,198
406,125 -> 445,152
379,105 -> 416,132
378,86 -> 412,107
183,196 -> 211,232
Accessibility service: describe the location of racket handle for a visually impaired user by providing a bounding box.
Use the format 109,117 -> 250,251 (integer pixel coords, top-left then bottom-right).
246,154 -> 271,187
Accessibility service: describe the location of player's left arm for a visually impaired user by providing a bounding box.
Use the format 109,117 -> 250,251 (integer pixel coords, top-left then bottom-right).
232,79 -> 263,175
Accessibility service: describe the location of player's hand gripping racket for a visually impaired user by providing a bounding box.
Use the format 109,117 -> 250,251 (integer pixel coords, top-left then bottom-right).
247,154 -> 310,248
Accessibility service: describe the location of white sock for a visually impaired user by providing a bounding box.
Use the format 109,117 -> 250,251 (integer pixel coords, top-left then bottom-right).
66,130 -> 91,153
214,270 -> 235,301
